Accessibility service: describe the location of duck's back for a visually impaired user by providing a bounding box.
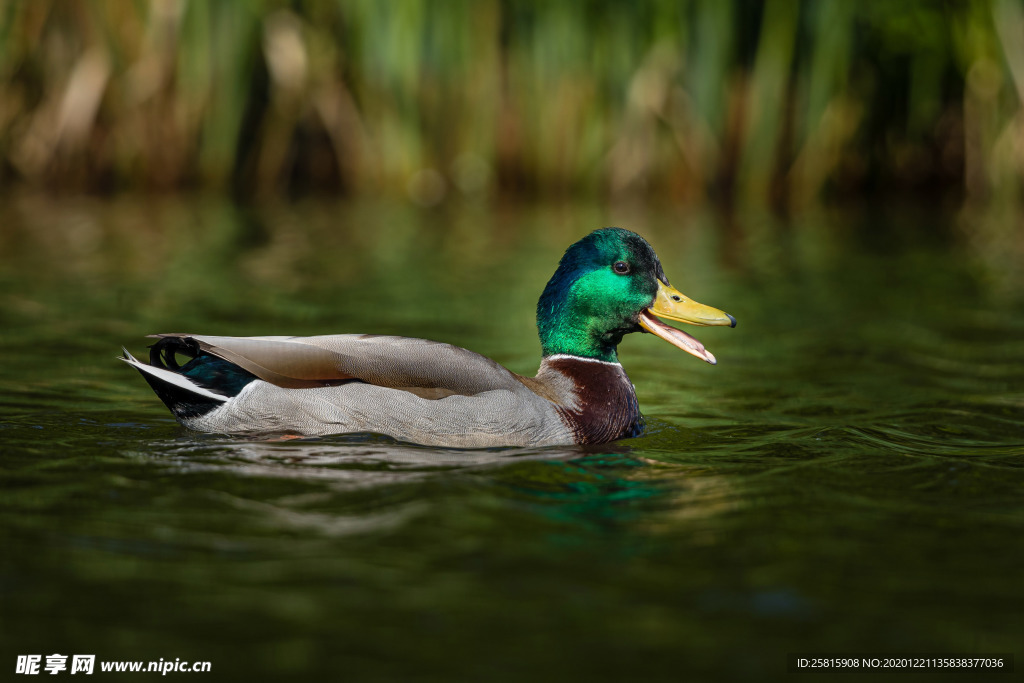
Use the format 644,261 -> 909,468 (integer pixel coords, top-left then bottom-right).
161,333 -> 529,396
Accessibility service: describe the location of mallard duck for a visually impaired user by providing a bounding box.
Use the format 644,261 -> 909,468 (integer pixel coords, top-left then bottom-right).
123,228 -> 735,447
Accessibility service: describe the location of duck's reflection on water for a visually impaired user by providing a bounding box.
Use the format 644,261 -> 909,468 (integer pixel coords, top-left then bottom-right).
129,433 -> 670,537
150,432 -> 604,478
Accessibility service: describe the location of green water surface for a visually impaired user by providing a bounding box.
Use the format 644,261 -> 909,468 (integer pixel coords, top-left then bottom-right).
1,196 -> 1023,681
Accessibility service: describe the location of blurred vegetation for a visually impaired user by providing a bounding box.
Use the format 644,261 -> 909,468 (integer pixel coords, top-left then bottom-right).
1,0 -> 1024,206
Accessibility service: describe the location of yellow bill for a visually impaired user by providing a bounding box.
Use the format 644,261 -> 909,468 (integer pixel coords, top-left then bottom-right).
638,280 -> 736,365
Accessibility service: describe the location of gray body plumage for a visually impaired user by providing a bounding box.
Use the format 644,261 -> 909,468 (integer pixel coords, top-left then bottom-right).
186,374 -> 575,447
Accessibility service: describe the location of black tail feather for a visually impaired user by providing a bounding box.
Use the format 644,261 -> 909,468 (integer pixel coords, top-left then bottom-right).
148,336 -> 258,399
150,336 -> 201,370
135,368 -> 227,420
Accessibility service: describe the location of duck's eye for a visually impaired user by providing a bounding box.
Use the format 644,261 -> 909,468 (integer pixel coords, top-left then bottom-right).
613,261 -> 630,274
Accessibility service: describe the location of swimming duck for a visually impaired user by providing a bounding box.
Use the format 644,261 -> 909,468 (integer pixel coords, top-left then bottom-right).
123,228 -> 735,447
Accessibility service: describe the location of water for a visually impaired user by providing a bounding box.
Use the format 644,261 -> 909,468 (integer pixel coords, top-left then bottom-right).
2,195 -> 1023,681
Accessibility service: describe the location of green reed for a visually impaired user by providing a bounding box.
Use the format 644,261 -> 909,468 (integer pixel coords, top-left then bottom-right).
0,0 -> 1020,205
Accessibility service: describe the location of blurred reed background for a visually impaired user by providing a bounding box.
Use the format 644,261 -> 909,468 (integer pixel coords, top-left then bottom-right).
1,0 -> 1024,207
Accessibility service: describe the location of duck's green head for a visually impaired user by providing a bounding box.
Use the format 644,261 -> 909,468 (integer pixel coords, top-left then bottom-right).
537,228 -> 735,364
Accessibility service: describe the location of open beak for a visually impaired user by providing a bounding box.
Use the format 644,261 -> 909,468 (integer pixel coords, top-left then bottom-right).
638,280 -> 736,365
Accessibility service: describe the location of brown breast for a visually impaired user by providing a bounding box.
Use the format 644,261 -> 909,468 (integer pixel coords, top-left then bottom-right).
534,356 -> 643,445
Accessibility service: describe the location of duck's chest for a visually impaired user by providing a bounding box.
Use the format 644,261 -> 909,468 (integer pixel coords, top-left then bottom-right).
542,357 -> 642,444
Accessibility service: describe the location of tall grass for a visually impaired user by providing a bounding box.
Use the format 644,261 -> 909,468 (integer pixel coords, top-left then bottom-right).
0,0 -> 1021,205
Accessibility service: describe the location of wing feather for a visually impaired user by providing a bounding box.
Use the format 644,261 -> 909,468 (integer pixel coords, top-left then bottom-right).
149,333 -> 527,396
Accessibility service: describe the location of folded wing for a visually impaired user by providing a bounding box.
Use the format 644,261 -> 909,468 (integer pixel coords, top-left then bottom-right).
150,333 -> 528,397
